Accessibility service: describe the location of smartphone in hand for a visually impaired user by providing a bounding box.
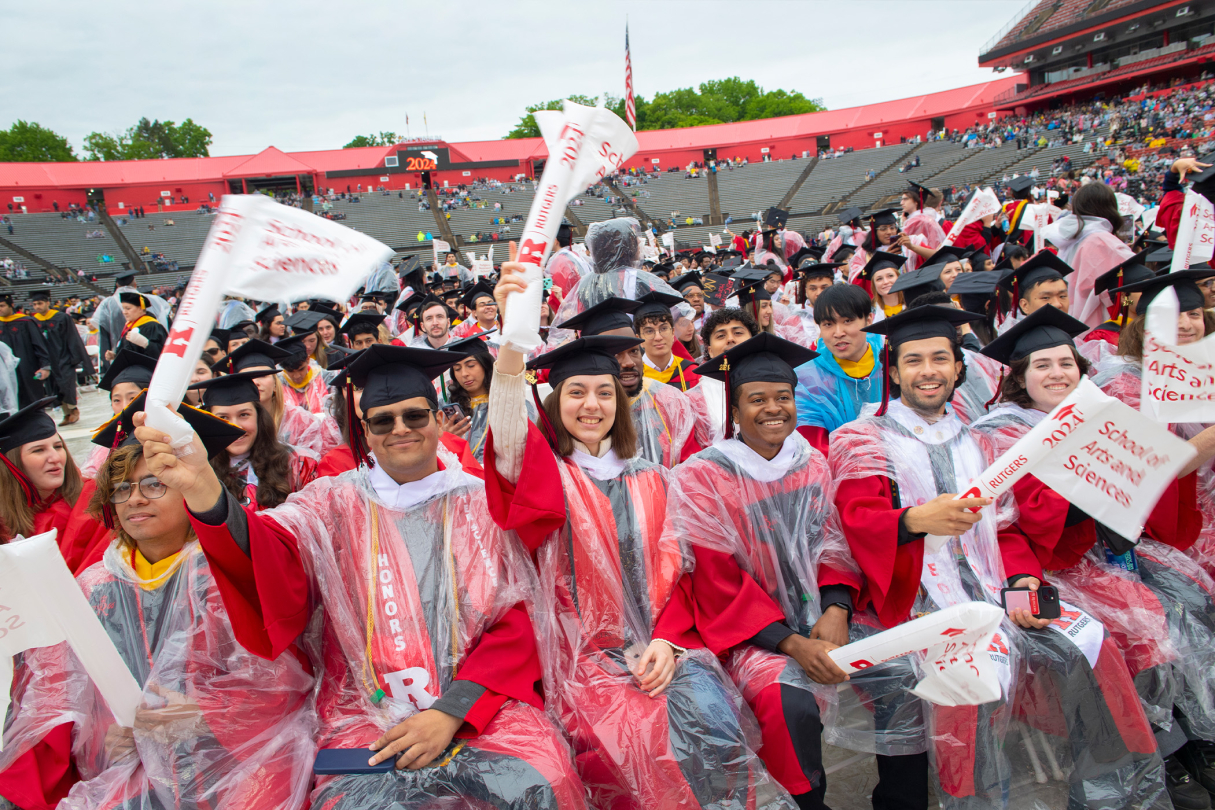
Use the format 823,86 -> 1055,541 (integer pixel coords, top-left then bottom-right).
1000,585 -> 1061,620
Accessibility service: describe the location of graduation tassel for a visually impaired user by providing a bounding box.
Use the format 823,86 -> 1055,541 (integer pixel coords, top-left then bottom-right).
347,384 -> 375,469
876,343 -> 892,417
100,503 -> 116,530
0,453 -> 40,510
723,358 -> 735,440
529,373 -> 559,451
985,370 -> 1005,409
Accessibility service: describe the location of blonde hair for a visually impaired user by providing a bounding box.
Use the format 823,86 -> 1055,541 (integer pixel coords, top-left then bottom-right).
0,441 -> 83,541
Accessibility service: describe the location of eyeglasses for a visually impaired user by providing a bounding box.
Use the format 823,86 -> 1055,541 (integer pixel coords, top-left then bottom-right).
204,347 -> 222,357
363,408 -> 435,434
639,323 -> 673,338
110,476 -> 168,504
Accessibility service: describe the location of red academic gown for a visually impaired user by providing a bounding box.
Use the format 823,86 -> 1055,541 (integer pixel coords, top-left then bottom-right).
190,462 -> 585,807
314,435 -> 481,482
484,426 -> 781,808
7,478 -> 112,576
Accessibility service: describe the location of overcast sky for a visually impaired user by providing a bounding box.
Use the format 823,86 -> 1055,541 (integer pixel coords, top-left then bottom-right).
4,1 -> 1027,157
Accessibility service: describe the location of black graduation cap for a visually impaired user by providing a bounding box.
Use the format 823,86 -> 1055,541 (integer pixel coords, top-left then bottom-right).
787,247 -> 819,269
764,207 -> 789,229
115,271 -> 138,287
926,245 -> 969,266
998,251 -> 1074,295
556,297 -> 643,336
832,243 -> 858,262
859,251 -> 905,280
965,249 -> 991,270
340,311 -> 387,338
189,369 -> 278,408
284,309 -> 327,333
347,344 -> 465,411
255,304 -> 281,324
907,181 -> 933,206
460,280 -> 496,309
1006,176 -> 1035,198
214,338 -> 293,374
444,332 -> 495,356
864,304 -> 981,346
736,277 -> 773,307
526,335 -> 642,388
889,263 -> 949,299
980,305 -> 1088,366
413,293 -> 459,322
864,208 -> 899,228
27,290 -> 51,302
99,350 -> 156,392
1094,250 -> 1156,297
209,327 -> 230,347
670,271 -> 705,292
634,290 -> 685,321
275,333 -> 314,369
701,273 -> 741,307
697,332 -> 817,388
1111,268 -> 1211,314
836,207 -> 864,225
0,397 -> 58,454
118,291 -> 150,309
1146,246 -> 1174,264
947,270 -> 1002,296
395,291 -> 427,316
91,391 -> 245,457
229,319 -> 256,335
397,255 -> 421,277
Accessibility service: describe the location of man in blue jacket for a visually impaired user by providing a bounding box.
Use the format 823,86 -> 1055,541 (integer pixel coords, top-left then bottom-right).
793,284 -> 884,455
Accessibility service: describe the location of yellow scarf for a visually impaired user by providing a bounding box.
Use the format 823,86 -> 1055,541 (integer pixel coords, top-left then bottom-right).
284,366 -> 318,390
882,303 -> 903,318
837,346 -> 876,380
132,548 -> 182,590
0,313 -> 28,322
643,357 -> 690,391
33,309 -> 59,321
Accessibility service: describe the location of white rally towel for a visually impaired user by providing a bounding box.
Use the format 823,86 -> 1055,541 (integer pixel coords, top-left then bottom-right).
0,531 -> 143,749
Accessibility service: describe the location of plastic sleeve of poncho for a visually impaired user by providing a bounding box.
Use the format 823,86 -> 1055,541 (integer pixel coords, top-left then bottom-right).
0,341 -> 19,413
1066,231 -> 1134,329
662,434 -> 860,644
633,382 -> 696,469
0,542 -> 317,810
902,212 -> 946,253
248,469 -> 541,744
217,300 -> 257,330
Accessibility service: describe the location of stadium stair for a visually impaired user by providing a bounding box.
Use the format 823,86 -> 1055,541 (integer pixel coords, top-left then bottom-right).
706,170 -> 722,225
426,187 -> 460,247
603,177 -> 663,232
777,156 -> 819,212
835,142 -> 929,210
98,207 -> 148,275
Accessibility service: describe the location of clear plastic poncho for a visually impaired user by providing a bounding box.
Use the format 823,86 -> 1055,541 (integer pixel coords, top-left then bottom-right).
363,262 -> 400,296
0,542 -> 318,810
529,446 -> 793,810
659,434 -> 920,758
264,465 -> 587,809
832,402 -> 1170,810
549,218 -> 682,346
950,348 -> 1003,426
217,299 -> 256,330
631,378 -> 696,468
0,341 -> 19,412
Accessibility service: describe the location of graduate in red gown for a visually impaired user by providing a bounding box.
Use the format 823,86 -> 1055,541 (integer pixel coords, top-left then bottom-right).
1078,252 -> 1155,359
134,344 -> 587,809
556,297 -> 699,468
970,306 -> 1187,807
0,397 -> 110,574
0,405 -> 318,810
187,371 -> 318,509
484,309 -> 789,809
670,332 -> 924,810
998,176 -> 1040,248
832,305 -> 1169,810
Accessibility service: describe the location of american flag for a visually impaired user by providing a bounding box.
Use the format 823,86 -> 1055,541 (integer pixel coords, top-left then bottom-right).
625,24 -> 636,131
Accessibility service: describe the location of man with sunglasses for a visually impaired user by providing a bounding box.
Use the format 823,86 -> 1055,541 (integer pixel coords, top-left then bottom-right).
132,344 -> 586,808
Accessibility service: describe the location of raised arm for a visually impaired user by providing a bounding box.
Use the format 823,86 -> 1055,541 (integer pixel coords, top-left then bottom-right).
487,259 -> 532,485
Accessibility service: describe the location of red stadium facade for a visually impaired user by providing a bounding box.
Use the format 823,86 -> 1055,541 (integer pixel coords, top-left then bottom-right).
0,79 -> 1022,215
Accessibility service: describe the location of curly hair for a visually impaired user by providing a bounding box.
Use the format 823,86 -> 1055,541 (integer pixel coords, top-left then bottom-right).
211,403 -> 294,509
699,307 -> 759,349
88,443 -> 196,553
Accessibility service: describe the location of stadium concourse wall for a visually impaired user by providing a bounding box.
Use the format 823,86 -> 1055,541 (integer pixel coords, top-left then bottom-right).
0,75 -> 1022,215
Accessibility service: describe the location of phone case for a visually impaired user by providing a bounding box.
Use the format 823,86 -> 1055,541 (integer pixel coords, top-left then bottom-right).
313,748 -> 394,775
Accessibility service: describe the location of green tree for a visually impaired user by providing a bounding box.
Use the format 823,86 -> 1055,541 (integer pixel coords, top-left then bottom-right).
505,95 -> 603,139
509,78 -> 824,137
344,131 -> 400,148
83,118 -> 213,161
0,121 -> 78,162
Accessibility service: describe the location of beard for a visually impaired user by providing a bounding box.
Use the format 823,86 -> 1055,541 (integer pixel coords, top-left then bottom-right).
899,377 -> 955,413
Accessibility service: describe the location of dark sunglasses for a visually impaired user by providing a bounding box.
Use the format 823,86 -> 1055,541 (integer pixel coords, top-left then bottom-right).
362,408 -> 435,434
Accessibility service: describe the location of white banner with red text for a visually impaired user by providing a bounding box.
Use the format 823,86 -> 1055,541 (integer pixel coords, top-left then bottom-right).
1171,190 -> 1215,274
143,194 -> 389,449
942,188 -> 1001,246
1141,286 -> 1215,423
499,101 -> 638,351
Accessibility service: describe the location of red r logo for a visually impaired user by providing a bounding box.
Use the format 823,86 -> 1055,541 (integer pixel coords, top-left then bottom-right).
163,326 -> 194,358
